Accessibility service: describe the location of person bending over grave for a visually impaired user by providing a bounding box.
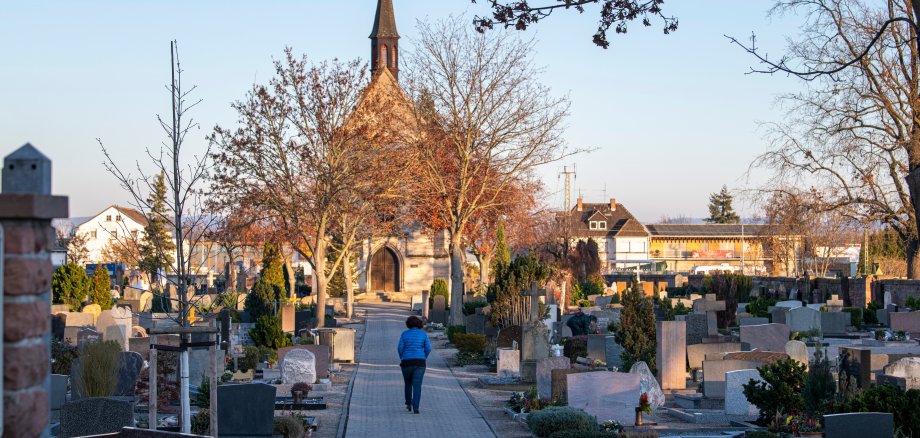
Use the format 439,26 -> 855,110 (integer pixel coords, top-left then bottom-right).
398,315 -> 432,414
567,309 -> 596,336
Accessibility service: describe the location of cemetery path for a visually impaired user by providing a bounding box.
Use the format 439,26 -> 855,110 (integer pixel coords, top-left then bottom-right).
344,302 -> 496,438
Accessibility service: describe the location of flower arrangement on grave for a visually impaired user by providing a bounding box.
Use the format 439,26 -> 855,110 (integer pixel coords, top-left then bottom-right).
507,387 -> 543,413
291,382 -> 312,403
635,392 -> 652,414
601,420 -> 624,433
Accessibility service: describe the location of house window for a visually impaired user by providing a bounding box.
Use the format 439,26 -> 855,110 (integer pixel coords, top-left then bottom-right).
112,230 -> 118,238
598,221 -> 606,229
589,221 -> 598,230
106,215 -> 112,221
132,230 -> 139,238
116,215 -> 122,221
91,230 -> 98,238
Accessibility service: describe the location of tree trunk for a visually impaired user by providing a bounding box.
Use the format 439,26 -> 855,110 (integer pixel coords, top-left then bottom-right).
228,258 -> 237,293
477,252 -> 491,291
907,169 -> 920,279
284,258 -> 296,299
907,235 -> 920,279
314,245 -> 327,328
448,231 -> 465,326
344,249 -> 354,319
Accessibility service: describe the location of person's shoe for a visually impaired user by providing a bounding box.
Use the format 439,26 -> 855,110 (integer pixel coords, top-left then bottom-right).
405,404 -> 412,412
413,409 -> 420,414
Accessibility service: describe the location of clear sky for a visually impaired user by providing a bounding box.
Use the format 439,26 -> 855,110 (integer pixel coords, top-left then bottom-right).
0,1 -> 804,222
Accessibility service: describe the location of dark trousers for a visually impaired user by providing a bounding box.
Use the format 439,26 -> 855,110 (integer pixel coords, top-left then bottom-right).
401,364 -> 426,410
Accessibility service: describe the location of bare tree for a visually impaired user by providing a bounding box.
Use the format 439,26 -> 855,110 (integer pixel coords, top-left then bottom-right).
731,0 -> 920,278
657,214 -> 694,224
471,0 -> 678,48
406,17 -> 573,325
98,41 -> 214,432
210,50 -> 412,328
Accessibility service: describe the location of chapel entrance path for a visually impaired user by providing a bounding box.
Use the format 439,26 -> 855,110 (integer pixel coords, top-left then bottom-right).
344,302 -> 496,437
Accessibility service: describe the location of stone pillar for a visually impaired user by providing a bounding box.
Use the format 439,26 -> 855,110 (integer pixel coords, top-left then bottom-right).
1,144 -> 68,437
421,290 -> 430,320
656,320 -> 687,390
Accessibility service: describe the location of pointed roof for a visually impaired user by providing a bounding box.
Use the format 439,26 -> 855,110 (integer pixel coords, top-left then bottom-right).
6,142 -> 49,161
370,0 -> 399,39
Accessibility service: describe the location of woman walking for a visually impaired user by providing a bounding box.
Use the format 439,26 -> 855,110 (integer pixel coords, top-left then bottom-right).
397,315 -> 431,414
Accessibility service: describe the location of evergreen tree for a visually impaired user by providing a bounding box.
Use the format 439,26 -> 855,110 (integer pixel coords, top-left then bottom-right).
90,265 -> 113,310
260,242 -> 285,291
52,263 -> 90,312
705,185 -> 740,224
494,219 -> 511,268
614,279 -> 657,373
139,173 -> 176,281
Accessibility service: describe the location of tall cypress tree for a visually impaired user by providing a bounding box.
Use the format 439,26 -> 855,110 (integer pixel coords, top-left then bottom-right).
494,219 -> 511,268
139,173 -> 176,282
260,242 -> 286,291
705,185 -> 740,224
614,279 -> 657,373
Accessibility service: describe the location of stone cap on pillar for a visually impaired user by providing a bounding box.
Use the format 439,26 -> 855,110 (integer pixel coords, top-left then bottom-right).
3,143 -> 51,195
0,143 -> 67,219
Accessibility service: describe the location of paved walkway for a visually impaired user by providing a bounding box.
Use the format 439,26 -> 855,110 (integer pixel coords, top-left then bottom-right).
345,302 -> 496,438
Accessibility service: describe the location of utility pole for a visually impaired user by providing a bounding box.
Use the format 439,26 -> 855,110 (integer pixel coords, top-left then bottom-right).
559,164 -> 576,211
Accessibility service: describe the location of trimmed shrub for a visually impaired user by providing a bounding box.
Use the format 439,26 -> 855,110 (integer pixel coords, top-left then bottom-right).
842,307 -> 863,330
191,408 -> 210,435
526,406 -> 598,437
51,338 -> 78,375
272,415 -> 305,438
865,301 -> 880,324
430,278 -> 449,308
743,358 -> 807,424
463,298 -> 488,316
53,263 -> 90,311
249,315 -> 292,350
291,382 -> 312,398
446,325 -> 467,343
614,280 -> 657,373
455,351 -> 484,366
452,333 -> 487,354
835,384 -> 920,436
90,266 -> 112,310
563,336 -> 587,361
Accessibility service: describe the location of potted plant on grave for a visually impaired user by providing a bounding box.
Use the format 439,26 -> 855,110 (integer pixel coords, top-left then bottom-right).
635,392 -> 651,425
291,382 -> 312,404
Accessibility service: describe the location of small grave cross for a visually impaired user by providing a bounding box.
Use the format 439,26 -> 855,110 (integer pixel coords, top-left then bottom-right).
522,282 -> 546,323
692,293 -> 726,336
827,294 -> 844,310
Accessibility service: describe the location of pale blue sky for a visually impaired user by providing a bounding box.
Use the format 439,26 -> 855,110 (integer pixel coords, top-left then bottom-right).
0,1 -> 803,221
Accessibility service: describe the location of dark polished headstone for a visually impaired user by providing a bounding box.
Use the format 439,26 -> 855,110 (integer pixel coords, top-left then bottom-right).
60,398 -> 134,438
217,383 -> 276,437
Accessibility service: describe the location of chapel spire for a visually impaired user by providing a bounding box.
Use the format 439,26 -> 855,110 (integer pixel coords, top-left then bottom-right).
370,0 -> 399,80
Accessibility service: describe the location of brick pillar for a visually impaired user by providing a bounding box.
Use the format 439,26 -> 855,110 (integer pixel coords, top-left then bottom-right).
1,144 -> 68,438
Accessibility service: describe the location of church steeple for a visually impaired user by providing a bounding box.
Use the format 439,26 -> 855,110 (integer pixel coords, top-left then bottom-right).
370,0 -> 399,80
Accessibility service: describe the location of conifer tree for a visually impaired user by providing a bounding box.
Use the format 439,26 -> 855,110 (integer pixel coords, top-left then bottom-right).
139,173 -> 176,282
493,219 -> 511,270
90,266 -> 113,310
705,185 -> 740,224
260,242 -> 285,291
53,263 -> 90,312
614,279 -> 657,373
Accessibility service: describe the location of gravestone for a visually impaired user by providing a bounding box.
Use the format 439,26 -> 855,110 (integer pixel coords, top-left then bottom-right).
890,311 -> 920,337
725,369 -> 762,416
595,295 -> 613,308
551,368 -> 581,403
62,312 -> 95,328
787,306 -> 821,333
279,345 -> 331,378
536,356 -> 570,400
63,326 -> 82,346
217,383 -> 276,436
776,300 -> 803,309
497,348 -> 520,378
687,342 -> 741,370
76,328 -> 103,351
96,306 -> 132,352
280,303 -> 295,334
559,315 -> 573,338
52,314 -> 66,340
826,294 -> 844,311
740,323 -> 790,352
823,412 -> 894,438
881,357 -> 920,390
281,348 -> 317,384
521,285 -> 551,383
128,337 -> 150,360
60,398 -> 134,438
680,313 -> 709,345
567,371 -> 641,425
496,325 -> 523,349
821,311 -> 849,335
604,336 -> 624,370
629,361 -> 664,410
71,351 -> 144,399
770,307 -> 789,325
656,320 -> 687,389
785,340 -> 809,368
586,334 -> 610,364
464,312 -> 487,335
52,304 -> 71,314
702,359 -> 762,398
840,347 -> 873,389
430,295 -> 447,324
723,350 -> 789,365
739,317 -> 769,326
51,374 -> 68,411
692,293 -> 726,336
82,304 -> 101,324
591,310 -> 618,333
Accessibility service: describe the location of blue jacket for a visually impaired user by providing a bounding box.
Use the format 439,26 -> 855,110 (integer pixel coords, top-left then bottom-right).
397,328 -> 432,361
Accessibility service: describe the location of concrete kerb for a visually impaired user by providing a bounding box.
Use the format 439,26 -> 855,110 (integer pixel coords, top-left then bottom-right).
336,312 -> 367,438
